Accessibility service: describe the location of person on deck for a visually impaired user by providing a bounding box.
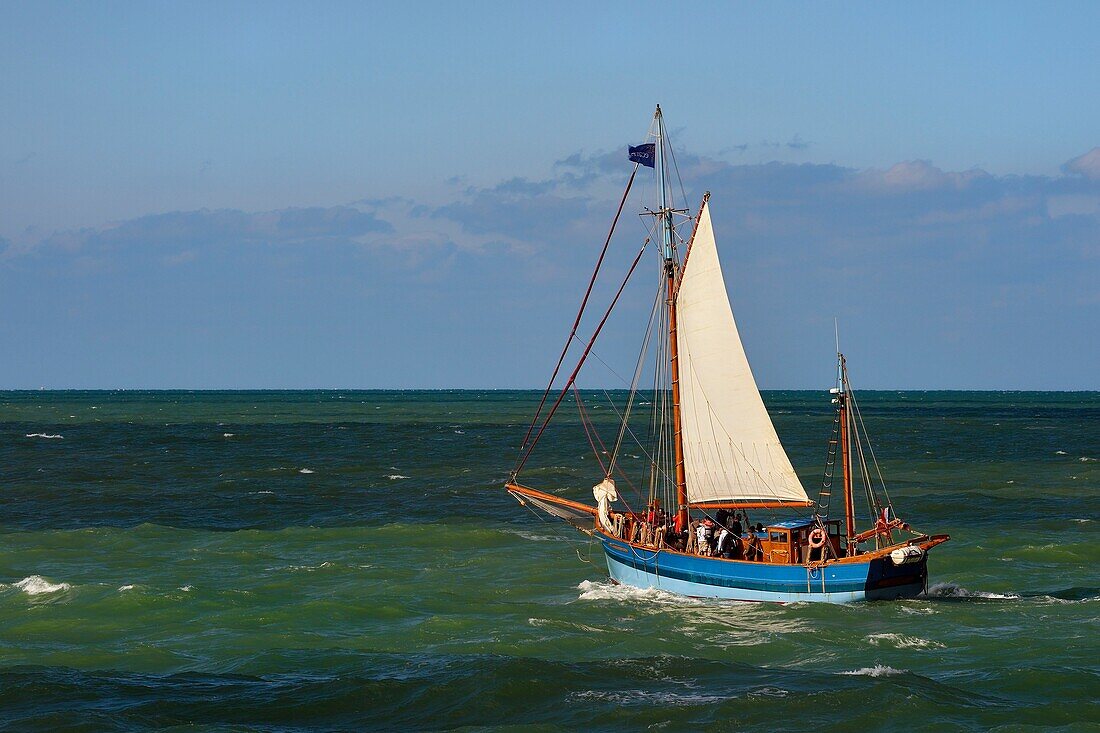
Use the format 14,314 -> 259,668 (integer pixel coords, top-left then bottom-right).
716,525 -> 732,557
729,513 -> 744,537
696,520 -> 712,556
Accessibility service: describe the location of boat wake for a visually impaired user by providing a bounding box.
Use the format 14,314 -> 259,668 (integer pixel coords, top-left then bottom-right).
577,580 -> 707,606
921,582 -> 1020,600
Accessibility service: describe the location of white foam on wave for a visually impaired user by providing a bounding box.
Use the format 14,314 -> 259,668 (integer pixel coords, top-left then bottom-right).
118,584 -> 136,592
528,617 -> 608,633
387,474 -> 410,480
1056,450 -> 1067,455
505,529 -> 559,543
841,665 -> 905,678
25,433 -> 63,439
299,468 -> 314,474
572,689 -> 731,706
1080,456 -> 1096,462
577,579 -> 706,606
286,561 -> 335,572
866,632 -> 944,649
222,433 -> 235,438
249,490 -> 275,495
14,575 -> 72,595
179,585 -> 194,592
923,582 -> 1020,600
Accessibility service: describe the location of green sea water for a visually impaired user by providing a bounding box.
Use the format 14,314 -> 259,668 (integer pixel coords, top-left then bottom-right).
0,390 -> 1096,731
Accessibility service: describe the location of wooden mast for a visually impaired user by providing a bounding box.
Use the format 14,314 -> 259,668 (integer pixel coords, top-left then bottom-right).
668,260 -> 688,532
654,106 -> 690,533
838,354 -> 856,553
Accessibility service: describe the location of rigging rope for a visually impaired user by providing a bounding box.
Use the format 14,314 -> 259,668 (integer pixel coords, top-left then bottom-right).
513,166 -> 639,473
513,238 -> 651,476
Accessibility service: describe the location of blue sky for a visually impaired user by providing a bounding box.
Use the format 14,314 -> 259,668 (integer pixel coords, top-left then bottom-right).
1,2 -> 1098,389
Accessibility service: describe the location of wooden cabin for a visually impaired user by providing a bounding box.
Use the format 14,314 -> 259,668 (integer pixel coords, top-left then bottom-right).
757,518 -> 844,564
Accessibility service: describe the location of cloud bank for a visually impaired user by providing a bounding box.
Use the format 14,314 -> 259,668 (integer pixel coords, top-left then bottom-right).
2,147 -> 1097,389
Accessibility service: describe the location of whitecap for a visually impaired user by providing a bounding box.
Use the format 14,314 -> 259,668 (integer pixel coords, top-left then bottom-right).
14,575 -> 72,595
576,579 -> 706,606
454,430 -> 465,434
528,617 -> 608,633
505,529 -> 558,543
249,490 -> 275,495
287,561 -> 335,572
387,474 -> 410,480
841,665 -> 905,677
299,468 -> 314,474
179,585 -> 194,592
866,632 -> 944,649
922,582 -> 1020,600
1080,457 -> 1095,462
25,433 -> 63,439
1056,450 -> 1067,455
118,584 -> 136,592
222,433 -> 235,438
572,690 -> 731,705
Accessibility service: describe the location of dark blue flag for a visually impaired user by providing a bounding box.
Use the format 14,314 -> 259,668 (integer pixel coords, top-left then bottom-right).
628,143 -> 656,168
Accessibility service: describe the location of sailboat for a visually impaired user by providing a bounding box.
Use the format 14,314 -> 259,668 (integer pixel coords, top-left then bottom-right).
505,106 -> 949,603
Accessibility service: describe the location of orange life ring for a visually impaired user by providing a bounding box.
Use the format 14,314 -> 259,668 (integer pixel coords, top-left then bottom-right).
808,527 -> 827,549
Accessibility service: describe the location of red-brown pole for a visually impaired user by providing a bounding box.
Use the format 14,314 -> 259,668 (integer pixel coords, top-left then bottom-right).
668,266 -> 688,532
839,358 -> 856,552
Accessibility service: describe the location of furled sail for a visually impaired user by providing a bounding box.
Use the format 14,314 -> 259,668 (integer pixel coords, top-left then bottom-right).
674,202 -> 810,506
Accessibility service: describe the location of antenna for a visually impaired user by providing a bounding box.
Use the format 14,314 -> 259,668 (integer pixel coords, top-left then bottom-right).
833,318 -> 843,392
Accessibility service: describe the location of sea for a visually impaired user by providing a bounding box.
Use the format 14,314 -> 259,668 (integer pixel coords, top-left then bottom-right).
0,390 -> 1096,732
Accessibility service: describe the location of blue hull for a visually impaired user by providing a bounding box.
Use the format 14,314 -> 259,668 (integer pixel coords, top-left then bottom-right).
599,535 -> 926,603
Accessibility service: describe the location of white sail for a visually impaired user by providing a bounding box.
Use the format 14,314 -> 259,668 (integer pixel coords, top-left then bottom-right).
675,201 -> 810,505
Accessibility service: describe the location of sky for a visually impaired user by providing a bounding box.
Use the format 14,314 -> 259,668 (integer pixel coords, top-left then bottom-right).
1,2 -> 1098,389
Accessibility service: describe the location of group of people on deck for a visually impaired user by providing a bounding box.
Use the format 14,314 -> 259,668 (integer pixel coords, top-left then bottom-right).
611,502 -> 764,561
686,509 -> 763,560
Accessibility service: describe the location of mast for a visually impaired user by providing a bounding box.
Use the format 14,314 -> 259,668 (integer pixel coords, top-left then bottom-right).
655,105 -> 689,533
838,353 -> 856,553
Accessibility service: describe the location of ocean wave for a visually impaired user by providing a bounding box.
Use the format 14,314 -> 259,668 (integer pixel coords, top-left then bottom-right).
387,474 -> 410,480
25,433 -> 63,439
118,584 -> 136,592
527,617 -> 609,633
922,582 -> 1020,600
866,632 -> 944,649
12,575 -> 72,595
504,529 -> 559,543
841,665 -> 906,677
299,468 -> 314,474
572,689 -> 731,706
576,580 -> 706,606
222,432 -> 235,438
1080,456 -> 1095,462
285,561 -> 335,572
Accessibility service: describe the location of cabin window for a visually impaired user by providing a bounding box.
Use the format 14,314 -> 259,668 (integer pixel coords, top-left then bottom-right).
769,531 -> 788,544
